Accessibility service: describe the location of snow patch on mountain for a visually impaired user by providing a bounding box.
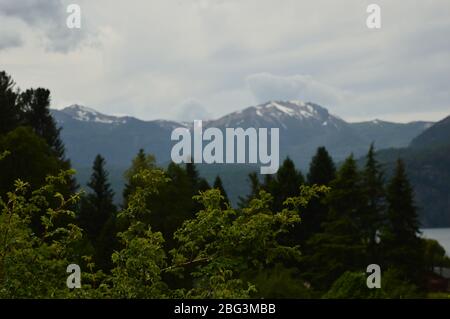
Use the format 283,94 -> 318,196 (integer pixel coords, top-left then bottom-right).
61,105 -> 128,124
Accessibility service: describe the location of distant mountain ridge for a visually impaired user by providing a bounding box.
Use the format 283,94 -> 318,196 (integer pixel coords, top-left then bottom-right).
358,115 -> 450,227
52,101 -> 433,170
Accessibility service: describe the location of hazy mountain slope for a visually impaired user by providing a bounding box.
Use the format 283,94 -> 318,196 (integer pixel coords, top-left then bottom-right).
52,105 -> 183,167
350,120 -> 434,149
361,116 -> 450,227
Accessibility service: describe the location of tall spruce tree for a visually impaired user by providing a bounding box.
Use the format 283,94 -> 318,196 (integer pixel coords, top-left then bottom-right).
299,147 -> 336,243
79,155 -> 117,270
267,157 -> 304,212
307,147 -> 336,185
303,155 -> 367,291
16,87 -> 77,193
18,89 -> 63,157
0,71 -> 20,134
361,144 -> 385,261
141,162 -> 195,250
380,159 -> 424,285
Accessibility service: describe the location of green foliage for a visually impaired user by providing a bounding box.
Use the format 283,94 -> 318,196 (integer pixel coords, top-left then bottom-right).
0,170 -> 82,298
324,268 -> 420,299
323,271 -> 382,299
122,149 -> 157,205
423,238 -> 449,270
109,168 -> 170,298
250,263 -> 313,299
0,71 -> 77,197
213,176 -> 230,209
169,185 -> 327,298
0,119 -> 438,299
0,127 -> 60,196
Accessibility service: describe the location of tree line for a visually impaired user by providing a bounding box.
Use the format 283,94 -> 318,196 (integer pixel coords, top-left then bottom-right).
1,71 -> 449,298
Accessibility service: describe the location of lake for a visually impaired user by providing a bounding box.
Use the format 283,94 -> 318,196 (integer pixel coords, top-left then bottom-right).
421,228 -> 450,256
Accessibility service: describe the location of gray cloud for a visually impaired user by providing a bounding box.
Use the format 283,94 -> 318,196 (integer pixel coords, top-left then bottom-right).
176,99 -> 212,122
0,0 -> 90,52
0,33 -> 23,50
246,73 -> 348,107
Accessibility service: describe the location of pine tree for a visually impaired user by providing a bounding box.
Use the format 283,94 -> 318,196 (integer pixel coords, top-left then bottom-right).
380,159 -> 424,284
0,71 -> 20,134
186,162 -> 200,190
17,87 -> 78,193
299,147 -> 336,243
79,155 -> 117,270
303,155 -> 367,291
307,146 -> 336,185
361,144 -> 385,261
213,175 -> 230,208
18,88 -> 65,159
269,157 -> 304,212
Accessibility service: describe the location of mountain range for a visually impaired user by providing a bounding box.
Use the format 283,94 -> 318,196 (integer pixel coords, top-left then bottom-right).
52,101 -> 432,168
51,101 -> 449,227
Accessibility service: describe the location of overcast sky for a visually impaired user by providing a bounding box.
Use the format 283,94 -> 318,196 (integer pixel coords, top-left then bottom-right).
1,0 -> 449,123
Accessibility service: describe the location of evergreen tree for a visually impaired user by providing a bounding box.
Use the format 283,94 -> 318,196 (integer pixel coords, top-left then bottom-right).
238,158 -> 304,213
16,87 -> 77,193
186,162 -> 200,190
303,155 -> 367,291
0,127 -> 73,235
0,71 -> 20,134
298,147 -> 336,243
266,157 -> 304,212
146,162 -> 194,250
380,159 -> 424,285
79,155 -> 117,270
213,175 -> 230,208
307,146 -> 336,185
361,144 -> 385,261
18,89 -> 63,157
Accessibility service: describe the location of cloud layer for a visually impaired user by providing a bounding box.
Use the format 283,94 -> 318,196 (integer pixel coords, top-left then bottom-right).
1,0 -> 449,122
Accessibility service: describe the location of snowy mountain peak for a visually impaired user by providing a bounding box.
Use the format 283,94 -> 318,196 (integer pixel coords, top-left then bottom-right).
253,100 -> 331,122
205,100 -> 343,130
61,104 -> 128,124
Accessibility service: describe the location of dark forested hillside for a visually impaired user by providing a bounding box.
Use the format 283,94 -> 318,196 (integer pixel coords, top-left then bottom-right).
364,116 -> 450,227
